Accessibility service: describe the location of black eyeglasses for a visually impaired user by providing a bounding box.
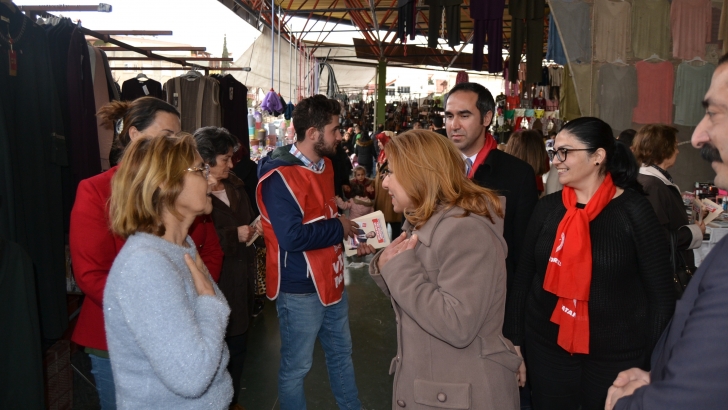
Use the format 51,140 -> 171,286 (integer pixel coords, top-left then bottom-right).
548,147 -> 592,162
187,163 -> 210,180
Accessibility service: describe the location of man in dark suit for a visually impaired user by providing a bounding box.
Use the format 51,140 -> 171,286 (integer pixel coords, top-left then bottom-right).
606,54 -> 728,410
445,82 -> 538,387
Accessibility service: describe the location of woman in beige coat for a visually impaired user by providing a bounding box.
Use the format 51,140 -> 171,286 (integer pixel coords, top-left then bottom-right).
364,130 -> 521,410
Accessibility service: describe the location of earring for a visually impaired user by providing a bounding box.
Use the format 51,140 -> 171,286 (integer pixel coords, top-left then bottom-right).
595,162 -> 600,166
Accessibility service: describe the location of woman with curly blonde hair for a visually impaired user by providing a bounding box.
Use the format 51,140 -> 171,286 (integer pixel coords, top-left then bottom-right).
364,129 -> 521,410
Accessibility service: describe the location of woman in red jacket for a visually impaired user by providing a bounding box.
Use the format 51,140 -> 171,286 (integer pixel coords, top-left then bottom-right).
69,97 -> 223,409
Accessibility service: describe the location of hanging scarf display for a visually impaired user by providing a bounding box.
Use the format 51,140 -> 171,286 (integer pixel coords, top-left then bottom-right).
543,173 -> 616,354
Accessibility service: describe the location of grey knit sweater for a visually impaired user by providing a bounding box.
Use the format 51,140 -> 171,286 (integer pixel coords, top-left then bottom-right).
104,232 -> 233,409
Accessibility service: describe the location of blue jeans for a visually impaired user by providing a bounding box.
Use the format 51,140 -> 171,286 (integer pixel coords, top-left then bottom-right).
276,290 -> 361,410
89,353 -> 117,410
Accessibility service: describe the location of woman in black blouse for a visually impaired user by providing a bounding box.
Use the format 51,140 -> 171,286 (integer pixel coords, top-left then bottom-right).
503,117 -> 675,410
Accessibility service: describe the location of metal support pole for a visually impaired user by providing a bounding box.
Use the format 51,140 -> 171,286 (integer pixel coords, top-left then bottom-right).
376,59 -> 386,129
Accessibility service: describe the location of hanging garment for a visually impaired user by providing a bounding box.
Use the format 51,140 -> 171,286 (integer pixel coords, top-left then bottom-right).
674,62 -> 715,126
99,50 -> 119,101
597,64 -> 638,132
425,0 -> 463,48
546,13 -> 566,65
593,0 -> 631,62
397,0 -> 417,43
67,26 -> 102,183
121,77 -> 165,101
550,0 -> 592,63
44,18 -> 76,229
720,0 -> 728,53
165,75 -> 222,133
631,0 -> 671,59
0,240 -> 45,410
571,62 -> 599,117
471,0 -> 505,73
671,0 -> 712,60
549,65 -> 564,87
560,64 -> 581,121
509,0 -> 545,84
91,47 -> 113,171
215,74 -> 250,162
456,71 -> 469,84
632,60 -> 674,124
0,8 -> 69,339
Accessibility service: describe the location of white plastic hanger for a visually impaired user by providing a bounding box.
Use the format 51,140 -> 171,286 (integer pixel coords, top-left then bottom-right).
685,56 -> 707,66
183,70 -> 202,78
136,73 -> 149,81
611,58 -> 627,66
645,53 -> 665,62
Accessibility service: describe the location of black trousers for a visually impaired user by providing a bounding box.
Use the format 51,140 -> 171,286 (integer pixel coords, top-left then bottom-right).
509,17 -> 545,84
525,332 -> 645,410
226,331 -> 249,404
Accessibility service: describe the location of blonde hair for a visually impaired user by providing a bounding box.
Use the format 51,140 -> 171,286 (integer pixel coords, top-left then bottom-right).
385,130 -> 503,229
109,133 -> 198,238
505,130 -> 550,175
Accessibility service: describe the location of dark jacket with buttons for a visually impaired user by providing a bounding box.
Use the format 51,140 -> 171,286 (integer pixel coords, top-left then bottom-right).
369,205 -> 521,410
210,173 -> 259,337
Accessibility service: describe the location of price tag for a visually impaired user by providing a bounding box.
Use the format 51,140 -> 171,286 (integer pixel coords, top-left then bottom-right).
142,84 -> 149,95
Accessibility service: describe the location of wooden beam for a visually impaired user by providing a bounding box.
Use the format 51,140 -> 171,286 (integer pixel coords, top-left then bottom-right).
108,57 -> 234,61
97,47 -> 208,52
92,31 -> 173,36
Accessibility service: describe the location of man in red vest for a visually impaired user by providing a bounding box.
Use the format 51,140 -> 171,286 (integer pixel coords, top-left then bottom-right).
257,95 -> 361,410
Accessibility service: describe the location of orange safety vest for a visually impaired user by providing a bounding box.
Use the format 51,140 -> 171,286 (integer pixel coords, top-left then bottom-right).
256,160 -> 345,306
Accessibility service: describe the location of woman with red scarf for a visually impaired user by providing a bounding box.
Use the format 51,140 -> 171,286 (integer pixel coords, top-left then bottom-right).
374,131 -> 402,239
503,117 -> 675,410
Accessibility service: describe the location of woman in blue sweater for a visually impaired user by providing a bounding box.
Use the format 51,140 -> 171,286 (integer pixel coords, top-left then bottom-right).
103,133 -> 233,409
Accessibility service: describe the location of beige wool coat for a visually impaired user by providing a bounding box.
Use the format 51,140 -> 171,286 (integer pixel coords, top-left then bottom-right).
369,204 -> 521,410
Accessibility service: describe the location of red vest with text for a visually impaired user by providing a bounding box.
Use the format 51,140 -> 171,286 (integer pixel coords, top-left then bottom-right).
256,160 -> 345,306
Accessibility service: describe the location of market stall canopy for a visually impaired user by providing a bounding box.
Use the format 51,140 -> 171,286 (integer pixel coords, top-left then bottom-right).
218,0 -> 549,71
230,26 -> 376,101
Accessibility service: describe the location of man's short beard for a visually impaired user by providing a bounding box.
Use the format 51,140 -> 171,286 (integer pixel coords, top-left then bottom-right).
314,134 -> 336,157
701,144 -> 723,163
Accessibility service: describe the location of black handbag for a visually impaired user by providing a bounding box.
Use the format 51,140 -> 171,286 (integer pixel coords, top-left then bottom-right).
669,231 -> 696,298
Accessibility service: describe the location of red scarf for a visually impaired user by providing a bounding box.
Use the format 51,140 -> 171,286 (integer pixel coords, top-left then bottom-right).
543,173 -> 616,354
467,133 -> 497,179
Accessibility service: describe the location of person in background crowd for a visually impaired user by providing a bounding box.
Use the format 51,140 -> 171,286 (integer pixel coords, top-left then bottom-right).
354,124 -> 362,141
344,166 -> 375,200
363,130 -> 521,410
341,127 -> 355,155
257,95 -> 361,410
431,115 -> 448,137
445,82 -> 539,339
195,127 -> 264,410
606,54 -> 728,410
336,183 -> 374,220
374,131 -> 403,239
327,142 -> 355,199
412,121 -> 423,130
504,117 -> 675,410
104,133 -> 232,409
617,129 -> 636,148
232,156 -> 267,317
633,124 -> 704,278
505,129 -> 552,194
69,97 -> 223,410
354,127 -> 376,177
